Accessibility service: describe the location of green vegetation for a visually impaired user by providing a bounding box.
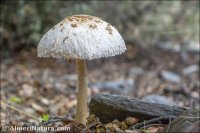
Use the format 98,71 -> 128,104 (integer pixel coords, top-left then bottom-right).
9,96 -> 23,104
41,114 -> 49,122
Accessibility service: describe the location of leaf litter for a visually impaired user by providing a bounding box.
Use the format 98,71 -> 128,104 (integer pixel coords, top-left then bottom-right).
1,45 -> 199,132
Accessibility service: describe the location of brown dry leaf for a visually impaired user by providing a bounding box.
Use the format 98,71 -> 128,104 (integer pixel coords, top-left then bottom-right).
105,122 -> 119,129
147,125 -> 165,133
65,99 -> 77,109
31,103 -> 46,113
125,129 -> 139,133
112,119 -> 121,127
40,98 -> 50,105
120,121 -> 128,130
125,117 -> 139,126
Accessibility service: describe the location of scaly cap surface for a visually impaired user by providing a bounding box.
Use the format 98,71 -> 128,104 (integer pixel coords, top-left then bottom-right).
37,15 -> 126,60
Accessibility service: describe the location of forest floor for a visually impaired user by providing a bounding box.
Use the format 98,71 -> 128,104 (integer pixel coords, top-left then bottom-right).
1,44 -> 199,132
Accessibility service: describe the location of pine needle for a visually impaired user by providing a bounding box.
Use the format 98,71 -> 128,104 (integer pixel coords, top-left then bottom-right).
1,101 -> 42,122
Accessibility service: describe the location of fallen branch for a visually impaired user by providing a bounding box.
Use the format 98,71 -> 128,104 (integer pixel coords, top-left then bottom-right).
89,94 -> 192,123
130,116 -> 175,129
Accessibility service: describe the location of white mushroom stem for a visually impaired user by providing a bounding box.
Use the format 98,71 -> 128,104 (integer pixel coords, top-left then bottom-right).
76,59 -> 88,124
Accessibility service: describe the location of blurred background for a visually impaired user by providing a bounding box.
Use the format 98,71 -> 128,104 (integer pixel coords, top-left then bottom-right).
1,1 -> 199,124
1,1 -> 199,56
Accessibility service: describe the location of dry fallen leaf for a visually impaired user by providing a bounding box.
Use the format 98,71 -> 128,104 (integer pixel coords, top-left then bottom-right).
146,125 -> 165,133
125,117 -> 139,126
31,103 -> 46,113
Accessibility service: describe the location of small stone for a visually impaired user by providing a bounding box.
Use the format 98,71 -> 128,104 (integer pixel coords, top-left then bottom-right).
24,108 -> 35,114
62,74 -> 77,81
182,65 -> 199,75
191,91 -> 199,99
183,41 -> 200,53
161,70 -> 181,83
41,98 -> 49,105
128,67 -> 145,76
142,94 -> 176,106
20,84 -> 34,98
155,42 -> 181,52
89,79 -> 134,95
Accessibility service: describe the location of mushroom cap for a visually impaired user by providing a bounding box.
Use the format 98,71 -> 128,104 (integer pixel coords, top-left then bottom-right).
37,15 -> 126,60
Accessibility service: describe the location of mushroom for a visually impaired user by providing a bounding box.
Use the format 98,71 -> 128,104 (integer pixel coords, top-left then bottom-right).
37,14 -> 126,124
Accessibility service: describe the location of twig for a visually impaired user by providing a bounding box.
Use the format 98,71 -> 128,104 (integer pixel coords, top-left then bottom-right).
179,116 -> 200,119
130,116 -> 176,130
139,123 -> 166,130
87,121 -> 101,129
1,101 -> 41,122
166,115 -> 172,132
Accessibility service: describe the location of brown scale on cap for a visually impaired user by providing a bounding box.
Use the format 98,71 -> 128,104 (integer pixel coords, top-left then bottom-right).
71,23 -> 78,27
52,43 -> 55,48
60,20 -> 68,27
94,19 -> 101,23
106,24 -> 113,34
81,17 -> 87,22
63,36 -> 68,43
68,16 -> 73,21
89,23 -> 97,29
60,27 -> 65,32
72,15 -> 94,20
67,15 -> 102,24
